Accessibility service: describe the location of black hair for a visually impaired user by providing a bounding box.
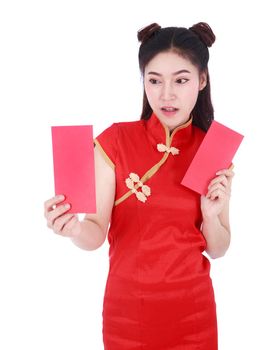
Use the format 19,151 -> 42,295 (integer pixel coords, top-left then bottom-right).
137,22 -> 216,131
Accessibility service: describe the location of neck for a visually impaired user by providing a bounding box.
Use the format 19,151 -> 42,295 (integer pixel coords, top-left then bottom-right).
164,115 -> 193,135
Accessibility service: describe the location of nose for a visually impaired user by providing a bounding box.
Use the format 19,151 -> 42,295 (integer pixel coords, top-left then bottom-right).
160,82 -> 176,101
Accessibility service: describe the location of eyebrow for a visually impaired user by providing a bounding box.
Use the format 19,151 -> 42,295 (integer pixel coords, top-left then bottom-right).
147,69 -> 191,76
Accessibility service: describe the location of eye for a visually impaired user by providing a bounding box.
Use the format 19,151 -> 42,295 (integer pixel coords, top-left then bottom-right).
149,78 -> 160,84
176,78 -> 189,84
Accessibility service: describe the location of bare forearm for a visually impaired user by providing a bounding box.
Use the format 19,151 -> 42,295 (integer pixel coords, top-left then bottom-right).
202,214 -> 231,259
200,167 -> 234,259
71,219 -> 105,251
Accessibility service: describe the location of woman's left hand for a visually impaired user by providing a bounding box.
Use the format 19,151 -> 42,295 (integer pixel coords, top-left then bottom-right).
201,167 -> 235,218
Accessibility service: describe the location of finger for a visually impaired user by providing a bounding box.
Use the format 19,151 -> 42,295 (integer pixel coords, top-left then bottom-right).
216,168 -> 235,178
208,174 -> 228,189
215,169 -> 235,187
208,182 -> 226,195
53,213 -> 75,234
44,195 -> 65,216
47,203 -> 71,228
61,215 -> 79,236
207,187 -> 227,200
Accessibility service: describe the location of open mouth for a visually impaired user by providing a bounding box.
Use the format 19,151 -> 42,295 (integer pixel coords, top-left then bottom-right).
161,107 -> 179,112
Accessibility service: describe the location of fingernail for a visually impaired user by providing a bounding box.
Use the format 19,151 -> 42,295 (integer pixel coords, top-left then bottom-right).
58,195 -> 65,200
65,203 -> 70,209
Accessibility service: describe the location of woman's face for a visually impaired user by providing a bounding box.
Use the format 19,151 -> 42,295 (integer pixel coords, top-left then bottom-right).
144,51 -> 207,131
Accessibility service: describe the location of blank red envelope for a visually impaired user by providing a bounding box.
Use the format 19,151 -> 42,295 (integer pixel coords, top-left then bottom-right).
51,125 -> 96,213
181,121 -> 244,195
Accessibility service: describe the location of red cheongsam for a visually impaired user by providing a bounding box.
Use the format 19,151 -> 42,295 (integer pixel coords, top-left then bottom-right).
94,112 -> 218,350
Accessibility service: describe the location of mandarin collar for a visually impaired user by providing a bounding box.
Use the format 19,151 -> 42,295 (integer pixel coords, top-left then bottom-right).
145,112 -> 193,148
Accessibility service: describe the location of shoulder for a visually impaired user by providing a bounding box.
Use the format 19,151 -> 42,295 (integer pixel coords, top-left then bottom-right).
95,118 -> 145,142
116,119 -> 145,132
94,119 -> 145,162
111,119 -> 146,141
97,119 -> 144,135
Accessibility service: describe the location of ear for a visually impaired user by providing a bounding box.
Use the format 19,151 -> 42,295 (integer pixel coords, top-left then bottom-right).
199,71 -> 207,91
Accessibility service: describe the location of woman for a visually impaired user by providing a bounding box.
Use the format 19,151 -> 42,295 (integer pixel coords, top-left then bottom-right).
44,22 -> 234,349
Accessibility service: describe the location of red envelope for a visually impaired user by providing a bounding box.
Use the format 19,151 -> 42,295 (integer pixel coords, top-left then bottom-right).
51,125 -> 96,213
181,121 -> 244,195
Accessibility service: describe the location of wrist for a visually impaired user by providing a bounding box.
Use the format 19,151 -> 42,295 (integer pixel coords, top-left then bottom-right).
70,219 -> 83,239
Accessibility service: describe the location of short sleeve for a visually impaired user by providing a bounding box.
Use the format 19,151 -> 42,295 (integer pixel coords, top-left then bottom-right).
94,123 -> 118,169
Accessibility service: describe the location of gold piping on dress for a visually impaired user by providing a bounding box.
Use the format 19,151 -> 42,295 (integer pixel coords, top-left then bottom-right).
114,117 -> 192,206
94,138 -> 115,169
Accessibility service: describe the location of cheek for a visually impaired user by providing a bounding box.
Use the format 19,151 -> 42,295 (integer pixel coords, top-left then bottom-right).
144,82 -> 150,96
183,84 -> 200,105
144,83 -> 158,102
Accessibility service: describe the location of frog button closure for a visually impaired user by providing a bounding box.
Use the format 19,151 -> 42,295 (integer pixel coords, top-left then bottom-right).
125,172 -> 151,203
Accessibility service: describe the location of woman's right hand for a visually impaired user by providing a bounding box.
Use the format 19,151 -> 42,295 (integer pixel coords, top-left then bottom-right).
44,195 -> 81,238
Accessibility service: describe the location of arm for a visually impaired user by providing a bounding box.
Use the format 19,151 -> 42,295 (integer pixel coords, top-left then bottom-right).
200,168 -> 234,259
44,146 -> 116,251
71,146 -> 115,250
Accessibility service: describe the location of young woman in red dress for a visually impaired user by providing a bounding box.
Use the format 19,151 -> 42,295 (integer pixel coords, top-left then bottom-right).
44,22 -> 234,349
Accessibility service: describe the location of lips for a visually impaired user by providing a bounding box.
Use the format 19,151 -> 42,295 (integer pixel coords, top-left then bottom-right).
161,106 -> 179,111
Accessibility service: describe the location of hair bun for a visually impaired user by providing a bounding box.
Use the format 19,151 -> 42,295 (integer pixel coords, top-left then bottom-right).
189,22 -> 216,47
137,23 -> 161,43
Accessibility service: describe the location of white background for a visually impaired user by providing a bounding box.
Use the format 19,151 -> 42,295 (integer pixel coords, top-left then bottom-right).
0,0 -> 269,349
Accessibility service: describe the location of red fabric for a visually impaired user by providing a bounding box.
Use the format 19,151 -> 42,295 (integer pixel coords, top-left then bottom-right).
95,112 -> 218,350
95,122 -> 119,166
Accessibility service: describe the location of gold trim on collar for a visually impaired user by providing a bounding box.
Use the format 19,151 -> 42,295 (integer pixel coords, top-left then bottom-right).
164,116 -> 193,146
